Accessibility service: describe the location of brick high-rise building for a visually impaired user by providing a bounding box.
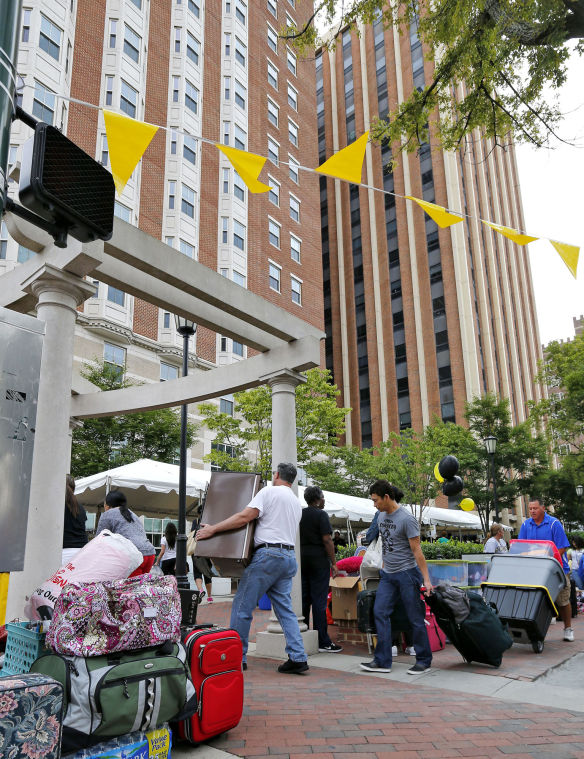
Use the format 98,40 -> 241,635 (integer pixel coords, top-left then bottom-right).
317,18 -> 544,448
1,0 -> 322,525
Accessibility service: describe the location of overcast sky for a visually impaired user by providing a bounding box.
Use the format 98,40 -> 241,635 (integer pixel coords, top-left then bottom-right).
514,54 -> 584,346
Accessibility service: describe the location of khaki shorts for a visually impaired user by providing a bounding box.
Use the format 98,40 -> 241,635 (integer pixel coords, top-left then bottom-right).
556,581 -> 571,608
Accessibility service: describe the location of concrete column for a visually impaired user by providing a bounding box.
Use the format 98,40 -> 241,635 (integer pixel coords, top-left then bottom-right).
6,265 -> 95,620
254,369 -> 319,658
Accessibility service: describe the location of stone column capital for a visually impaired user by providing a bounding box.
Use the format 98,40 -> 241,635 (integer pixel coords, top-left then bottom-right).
22,263 -> 96,314
259,368 -> 306,389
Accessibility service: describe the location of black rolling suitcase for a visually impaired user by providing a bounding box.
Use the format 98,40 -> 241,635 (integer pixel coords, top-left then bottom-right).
427,588 -> 513,667
357,590 -> 423,634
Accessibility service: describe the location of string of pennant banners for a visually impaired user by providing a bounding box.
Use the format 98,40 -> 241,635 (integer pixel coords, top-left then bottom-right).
85,104 -> 580,279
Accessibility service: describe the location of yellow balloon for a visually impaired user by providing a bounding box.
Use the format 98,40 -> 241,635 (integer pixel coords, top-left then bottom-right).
434,463 -> 444,483
460,498 -> 475,512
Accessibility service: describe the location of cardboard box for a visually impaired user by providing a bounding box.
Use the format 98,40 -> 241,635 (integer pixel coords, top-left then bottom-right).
329,576 -> 361,620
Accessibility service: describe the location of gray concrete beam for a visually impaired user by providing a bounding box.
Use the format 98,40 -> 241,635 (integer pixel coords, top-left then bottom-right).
70,334 -> 321,418
105,219 -> 324,343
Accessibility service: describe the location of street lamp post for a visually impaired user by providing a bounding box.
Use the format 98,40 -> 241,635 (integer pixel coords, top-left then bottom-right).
174,316 -> 196,591
577,485 -> 584,521
484,435 -> 499,523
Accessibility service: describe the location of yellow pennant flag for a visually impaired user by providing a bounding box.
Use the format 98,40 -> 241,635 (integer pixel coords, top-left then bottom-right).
315,131 -> 369,184
406,196 -> 464,228
549,240 -> 580,279
103,110 -> 159,195
483,221 -> 538,246
216,145 -> 271,193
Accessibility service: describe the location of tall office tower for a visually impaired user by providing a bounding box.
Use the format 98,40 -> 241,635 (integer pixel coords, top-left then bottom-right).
2,0 -> 322,497
317,17 -> 544,448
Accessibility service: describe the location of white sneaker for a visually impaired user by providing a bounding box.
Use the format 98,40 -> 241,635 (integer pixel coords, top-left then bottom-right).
550,617 -> 557,625
563,627 -> 575,642
391,645 -> 398,656
406,646 -> 416,656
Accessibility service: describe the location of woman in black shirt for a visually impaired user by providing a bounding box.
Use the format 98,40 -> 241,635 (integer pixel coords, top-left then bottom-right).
62,475 -> 88,565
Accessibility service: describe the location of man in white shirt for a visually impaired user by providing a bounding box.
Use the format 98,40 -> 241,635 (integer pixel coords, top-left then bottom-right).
196,462 -> 308,674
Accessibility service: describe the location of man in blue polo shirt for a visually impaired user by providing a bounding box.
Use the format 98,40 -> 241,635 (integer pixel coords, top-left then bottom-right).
518,498 -> 573,641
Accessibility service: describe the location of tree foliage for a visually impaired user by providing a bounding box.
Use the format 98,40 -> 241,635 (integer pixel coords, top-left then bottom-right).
287,0 -> 584,154
71,362 -> 196,477
198,368 -> 350,480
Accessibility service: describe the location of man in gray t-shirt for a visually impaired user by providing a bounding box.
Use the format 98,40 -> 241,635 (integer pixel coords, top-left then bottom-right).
361,480 -> 433,676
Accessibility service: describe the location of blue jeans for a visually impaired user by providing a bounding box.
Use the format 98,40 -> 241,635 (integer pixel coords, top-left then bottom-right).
230,547 -> 307,664
373,567 -> 432,668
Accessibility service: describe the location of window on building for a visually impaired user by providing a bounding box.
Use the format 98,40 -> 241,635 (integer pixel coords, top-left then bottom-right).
233,219 -> 246,250
235,0 -> 246,24
114,201 -> 131,221
220,336 -> 228,351
100,133 -> 109,165
39,14 -> 62,61
32,81 -> 55,123
123,24 -> 140,63
188,0 -> 200,18
268,218 -> 280,247
120,80 -> 137,118
268,179 -> 279,207
65,40 -> 72,73
220,268 -> 229,278
234,124 -> 246,150
174,27 -> 181,53
234,79 -> 246,109
180,239 -> 195,258
234,172 -> 245,201
223,76 -> 231,100
129,0 -> 142,8
17,245 -> 35,263
287,48 -> 297,75
163,312 -> 171,329
225,0 -> 231,11
168,180 -> 176,210
181,184 -> 195,218
290,234 -> 301,262
232,340 -> 244,357
8,144 -> 17,166
269,261 -> 281,292
165,236 -> 174,248
268,0 -> 277,17
232,269 -> 246,287
223,121 -> 230,145
172,76 -> 180,102
185,80 -> 198,113
170,129 -> 177,155
288,155 -> 299,183
109,19 -> 117,48
224,32 -> 231,56
287,83 -> 298,110
221,217 -> 228,243
235,37 -> 246,67
90,280 -> 99,298
22,9 -> 31,42
160,363 -> 179,382
220,397 -> 234,415
0,222 -> 8,260
267,61 -> 278,89
267,98 -> 279,127
104,342 -> 126,379
267,25 -> 278,53
211,442 -> 237,470
288,118 -> 298,146
289,194 -> 300,222
105,76 -> 114,106
268,137 -> 279,165
186,32 -> 200,65
291,276 -> 302,304
222,167 -> 230,194
107,285 -> 125,306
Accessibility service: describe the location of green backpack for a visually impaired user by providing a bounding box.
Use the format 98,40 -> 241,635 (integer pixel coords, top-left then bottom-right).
30,641 -> 197,753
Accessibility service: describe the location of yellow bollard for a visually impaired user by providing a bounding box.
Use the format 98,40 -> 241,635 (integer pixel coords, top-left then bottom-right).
0,573 -> 9,625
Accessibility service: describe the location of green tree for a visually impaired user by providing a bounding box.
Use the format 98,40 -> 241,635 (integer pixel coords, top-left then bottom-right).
71,362 -> 196,477
198,368 -> 350,480
287,1 -> 584,155
306,445 -> 378,496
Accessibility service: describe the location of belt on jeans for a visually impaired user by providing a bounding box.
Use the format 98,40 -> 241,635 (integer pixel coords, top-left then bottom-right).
255,543 -> 294,551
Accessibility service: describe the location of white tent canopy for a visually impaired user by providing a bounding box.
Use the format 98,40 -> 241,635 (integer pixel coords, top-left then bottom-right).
75,459 -> 212,517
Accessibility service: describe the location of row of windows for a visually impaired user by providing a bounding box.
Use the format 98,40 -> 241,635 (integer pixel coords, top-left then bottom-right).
108,20 -> 144,64
268,262 -> 302,304
103,339 -> 181,383
168,182 -> 196,218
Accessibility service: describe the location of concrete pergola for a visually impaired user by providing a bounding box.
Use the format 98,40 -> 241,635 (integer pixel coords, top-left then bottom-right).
1,213 -> 323,655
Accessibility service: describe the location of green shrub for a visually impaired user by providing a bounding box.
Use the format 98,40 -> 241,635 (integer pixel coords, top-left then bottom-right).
335,543 -> 358,560
567,531 -> 584,544
421,540 -> 485,560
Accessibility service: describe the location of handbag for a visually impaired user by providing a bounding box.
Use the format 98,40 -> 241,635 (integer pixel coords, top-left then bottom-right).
186,529 -> 197,556
361,535 -> 383,571
47,574 -> 182,657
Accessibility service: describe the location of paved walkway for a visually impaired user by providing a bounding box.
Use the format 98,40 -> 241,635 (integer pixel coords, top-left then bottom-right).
173,599 -> 584,759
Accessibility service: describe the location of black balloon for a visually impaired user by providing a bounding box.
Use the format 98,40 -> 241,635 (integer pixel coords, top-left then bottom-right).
442,475 -> 464,496
438,455 -> 459,479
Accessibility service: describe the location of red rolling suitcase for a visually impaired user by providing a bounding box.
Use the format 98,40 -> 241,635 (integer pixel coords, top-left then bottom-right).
177,626 -> 244,744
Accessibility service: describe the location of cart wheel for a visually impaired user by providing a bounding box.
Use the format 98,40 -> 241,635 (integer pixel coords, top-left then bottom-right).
531,640 -> 544,654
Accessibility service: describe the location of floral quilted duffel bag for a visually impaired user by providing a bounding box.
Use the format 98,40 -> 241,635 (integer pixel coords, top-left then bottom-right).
46,574 -> 182,657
